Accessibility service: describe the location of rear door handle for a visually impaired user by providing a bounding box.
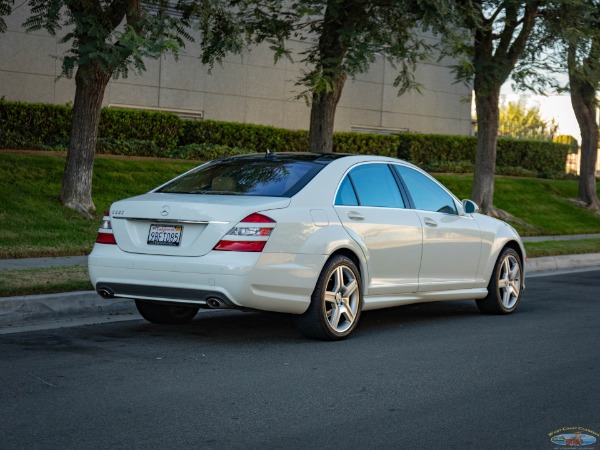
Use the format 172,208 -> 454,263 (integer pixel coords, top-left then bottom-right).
424,217 -> 438,227
347,211 -> 365,221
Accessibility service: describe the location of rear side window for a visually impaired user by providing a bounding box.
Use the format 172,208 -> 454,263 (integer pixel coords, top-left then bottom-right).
336,164 -> 405,208
394,165 -> 457,214
157,158 -> 326,197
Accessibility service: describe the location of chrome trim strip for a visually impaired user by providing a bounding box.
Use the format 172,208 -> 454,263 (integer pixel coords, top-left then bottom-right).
112,217 -> 229,224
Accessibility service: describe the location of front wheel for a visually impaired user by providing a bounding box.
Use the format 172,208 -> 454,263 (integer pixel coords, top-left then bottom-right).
477,248 -> 523,314
295,255 -> 363,340
135,300 -> 199,324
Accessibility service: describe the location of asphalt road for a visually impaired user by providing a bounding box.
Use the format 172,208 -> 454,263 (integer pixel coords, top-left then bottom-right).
1,270 -> 599,450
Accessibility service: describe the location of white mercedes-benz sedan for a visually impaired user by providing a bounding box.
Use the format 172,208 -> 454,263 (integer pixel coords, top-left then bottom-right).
89,152 -> 525,340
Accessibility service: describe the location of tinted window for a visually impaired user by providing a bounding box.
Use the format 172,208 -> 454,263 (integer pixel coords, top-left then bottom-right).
335,176 -> 359,206
395,165 -> 457,214
343,164 -> 405,208
157,157 -> 327,197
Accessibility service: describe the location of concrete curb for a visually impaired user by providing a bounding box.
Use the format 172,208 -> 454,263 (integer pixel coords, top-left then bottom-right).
1,253 -> 599,329
0,291 -> 135,328
526,253 -> 600,272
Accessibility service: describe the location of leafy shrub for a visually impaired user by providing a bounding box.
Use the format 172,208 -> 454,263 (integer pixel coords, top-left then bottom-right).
96,138 -> 163,157
167,143 -> 251,160
181,120 -> 309,152
421,160 -> 474,174
99,108 -> 182,150
497,138 -> 569,175
397,133 -> 570,175
0,101 -> 71,147
333,132 -> 399,157
0,100 -> 571,176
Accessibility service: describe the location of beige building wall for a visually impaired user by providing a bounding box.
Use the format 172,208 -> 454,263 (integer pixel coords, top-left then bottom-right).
0,9 -> 472,136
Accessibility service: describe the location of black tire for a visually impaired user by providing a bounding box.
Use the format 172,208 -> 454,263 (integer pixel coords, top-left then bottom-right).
135,300 -> 199,324
476,247 -> 523,314
295,255 -> 363,340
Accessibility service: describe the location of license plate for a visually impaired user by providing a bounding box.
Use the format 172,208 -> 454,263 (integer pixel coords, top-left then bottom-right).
147,224 -> 183,246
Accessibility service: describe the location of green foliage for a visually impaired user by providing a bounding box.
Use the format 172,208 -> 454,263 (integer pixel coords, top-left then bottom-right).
497,138 -> 570,175
498,101 -> 558,141
99,108 -> 182,150
0,101 -> 571,175
166,143 -> 250,160
96,138 -> 162,157
268,0 -> 451,103
397,132 -> 570,175
0,101 -> 71,147
181,120 -> 309,152
333,133 -> 399,157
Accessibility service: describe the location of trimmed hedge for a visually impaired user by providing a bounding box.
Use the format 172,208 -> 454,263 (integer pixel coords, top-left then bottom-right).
333,132 -> 399,157
397,133 -> 570,176
98,108 -> 182,150
0,100 -> 571,177
181,120 -> 308,152
0,102 -> 71,148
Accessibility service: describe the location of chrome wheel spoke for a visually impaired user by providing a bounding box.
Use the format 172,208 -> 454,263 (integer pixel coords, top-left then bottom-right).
324,291 -> 337,305
341,304 -> 355,324
329,303 -> 342,329
498,255 -> 521,309
342,279 -> 358,297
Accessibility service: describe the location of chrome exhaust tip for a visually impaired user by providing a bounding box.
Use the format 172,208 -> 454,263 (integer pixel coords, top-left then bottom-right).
97,288 -> 114,299
206,298 -> 223,309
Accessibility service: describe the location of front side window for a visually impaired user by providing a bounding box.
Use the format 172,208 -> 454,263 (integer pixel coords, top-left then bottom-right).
336,164 -> 405,208
394,165 -> 457,214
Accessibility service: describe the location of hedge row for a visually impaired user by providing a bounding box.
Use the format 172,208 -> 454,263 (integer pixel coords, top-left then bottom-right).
397,133 -> 570,175
0,101 -> 570,175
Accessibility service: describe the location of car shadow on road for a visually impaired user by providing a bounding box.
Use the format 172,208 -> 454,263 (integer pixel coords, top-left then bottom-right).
123,299 -> 518,344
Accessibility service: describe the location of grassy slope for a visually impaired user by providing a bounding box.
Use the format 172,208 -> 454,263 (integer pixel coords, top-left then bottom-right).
436,174 -> 600,236
1,152 -> 599,259
0,152 -> 196,258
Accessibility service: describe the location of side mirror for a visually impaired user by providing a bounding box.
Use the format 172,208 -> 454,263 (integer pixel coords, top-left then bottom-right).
462,199 -> 479,214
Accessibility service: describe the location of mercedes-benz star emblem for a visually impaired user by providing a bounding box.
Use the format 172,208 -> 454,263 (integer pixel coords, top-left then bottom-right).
161,205 -> 170,217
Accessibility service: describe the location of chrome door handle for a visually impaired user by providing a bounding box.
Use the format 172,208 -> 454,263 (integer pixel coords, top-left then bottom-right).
347,211 -> 365,221
424,218 -> 438,227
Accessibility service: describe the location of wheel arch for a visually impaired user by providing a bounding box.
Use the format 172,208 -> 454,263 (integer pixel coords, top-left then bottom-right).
326,248 -> 367,293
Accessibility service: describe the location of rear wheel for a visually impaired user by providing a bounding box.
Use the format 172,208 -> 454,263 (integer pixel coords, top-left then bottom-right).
135,300 -> 199,324
477,248 -> 523,314
295,255 -> 363,340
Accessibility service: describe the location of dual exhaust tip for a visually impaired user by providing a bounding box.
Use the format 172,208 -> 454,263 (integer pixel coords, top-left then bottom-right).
97,287 -> 227,310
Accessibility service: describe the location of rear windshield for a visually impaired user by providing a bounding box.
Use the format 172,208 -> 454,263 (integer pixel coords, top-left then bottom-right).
156,156 -> 329,197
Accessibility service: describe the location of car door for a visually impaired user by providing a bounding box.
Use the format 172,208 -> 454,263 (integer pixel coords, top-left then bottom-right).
333,163 -> 423,295
393,165 -> 482,292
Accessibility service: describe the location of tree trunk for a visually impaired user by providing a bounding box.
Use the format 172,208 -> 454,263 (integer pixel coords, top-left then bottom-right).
309,74 -> 347,153
571,88 -> 600,210
61,64 -> 112,217
471,87 -> 500,215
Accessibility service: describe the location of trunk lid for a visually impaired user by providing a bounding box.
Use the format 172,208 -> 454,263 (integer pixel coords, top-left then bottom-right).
109,193 -> 290,256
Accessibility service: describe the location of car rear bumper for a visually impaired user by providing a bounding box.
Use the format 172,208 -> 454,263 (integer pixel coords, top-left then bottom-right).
88,244 -> 326,314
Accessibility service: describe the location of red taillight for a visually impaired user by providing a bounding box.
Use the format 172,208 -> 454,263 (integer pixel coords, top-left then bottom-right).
96,211 -> 117,245
96,232 -> 117,245
214,240 -> 267,252
214,213 -> 276,252
241,213 -> 275,223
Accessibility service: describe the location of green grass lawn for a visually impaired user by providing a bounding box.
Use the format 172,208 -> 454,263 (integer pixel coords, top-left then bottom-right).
0,152 -> 196,258
1,151 -> 600,259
